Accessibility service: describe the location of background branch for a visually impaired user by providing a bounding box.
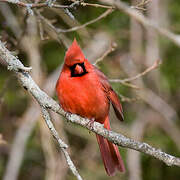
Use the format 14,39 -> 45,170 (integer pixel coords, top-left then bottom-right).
100,0 -> 180,47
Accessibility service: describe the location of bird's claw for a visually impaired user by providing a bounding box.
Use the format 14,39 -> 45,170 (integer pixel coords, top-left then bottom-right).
86,118 -> 95,130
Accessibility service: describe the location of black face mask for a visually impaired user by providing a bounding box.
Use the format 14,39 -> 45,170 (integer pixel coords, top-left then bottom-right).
70,62 -> 88,77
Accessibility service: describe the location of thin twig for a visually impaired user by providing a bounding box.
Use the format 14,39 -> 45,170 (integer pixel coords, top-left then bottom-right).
35,10 -> 68,47
94,42 -> 117,65
109,59 -> 161,88
0,0 -> 70,9
57,9 -> 113,33
36,8 -> 113,43
41,108 -> 68,149
41,108 -> 83,180
121,59 -> 161,82
131,0 -> 151,11
118,94 -> 141,102
0,0 -> 113,11
81,2 -> 113,9
1,40 -> 180,167
109,79 -> 140,89
70,0 -> 114,9
93,42 -> 141,90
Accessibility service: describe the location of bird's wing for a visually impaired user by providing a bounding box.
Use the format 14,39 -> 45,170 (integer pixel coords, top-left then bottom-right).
93,66 -> 124,121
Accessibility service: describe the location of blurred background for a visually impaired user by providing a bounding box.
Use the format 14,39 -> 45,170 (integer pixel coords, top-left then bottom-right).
0,0 -> 180,179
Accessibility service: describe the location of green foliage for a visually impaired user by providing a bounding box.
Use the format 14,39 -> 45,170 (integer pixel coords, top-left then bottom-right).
42,41 -> 65,73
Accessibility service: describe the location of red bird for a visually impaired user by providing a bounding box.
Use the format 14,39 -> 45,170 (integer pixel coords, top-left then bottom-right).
56,39 -> 125,176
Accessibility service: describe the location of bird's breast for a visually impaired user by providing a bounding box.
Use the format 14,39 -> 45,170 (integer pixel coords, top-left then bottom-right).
56,72 -> 109,122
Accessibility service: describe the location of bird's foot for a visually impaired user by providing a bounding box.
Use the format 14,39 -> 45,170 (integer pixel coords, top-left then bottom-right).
86,118 -> 95,131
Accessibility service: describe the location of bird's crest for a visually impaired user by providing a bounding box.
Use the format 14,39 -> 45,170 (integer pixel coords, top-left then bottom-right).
65,39 -> 85,66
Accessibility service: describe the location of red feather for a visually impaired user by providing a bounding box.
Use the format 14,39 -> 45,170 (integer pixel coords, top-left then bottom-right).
93,66 -> 124,121
56,39 -> 125,176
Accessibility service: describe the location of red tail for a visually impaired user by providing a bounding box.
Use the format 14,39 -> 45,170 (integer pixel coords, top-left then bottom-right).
96,117 -> 125,176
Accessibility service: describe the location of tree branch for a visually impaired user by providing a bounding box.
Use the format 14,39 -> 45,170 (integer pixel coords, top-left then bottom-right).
0,0 -> 75,9
94,42 -> 117,66
41,107 -> 83,180
51,9 -> 113,33
70,0 -> 114,9
0,40 -> 180,167
110,59 -> 161,84
100,0 -> 180,47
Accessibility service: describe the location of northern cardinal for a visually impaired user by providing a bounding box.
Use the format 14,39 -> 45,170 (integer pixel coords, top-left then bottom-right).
56,39 -> 125,176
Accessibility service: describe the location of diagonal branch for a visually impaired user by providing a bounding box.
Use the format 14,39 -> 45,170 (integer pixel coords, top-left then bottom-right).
0,40 -> 180,167
70,0 -> 114,9
37,8 -> 113,33
109,59 -> 161,85
94,42 -> 117,65
41,107 -> 83,180
121,59 -> 161,82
